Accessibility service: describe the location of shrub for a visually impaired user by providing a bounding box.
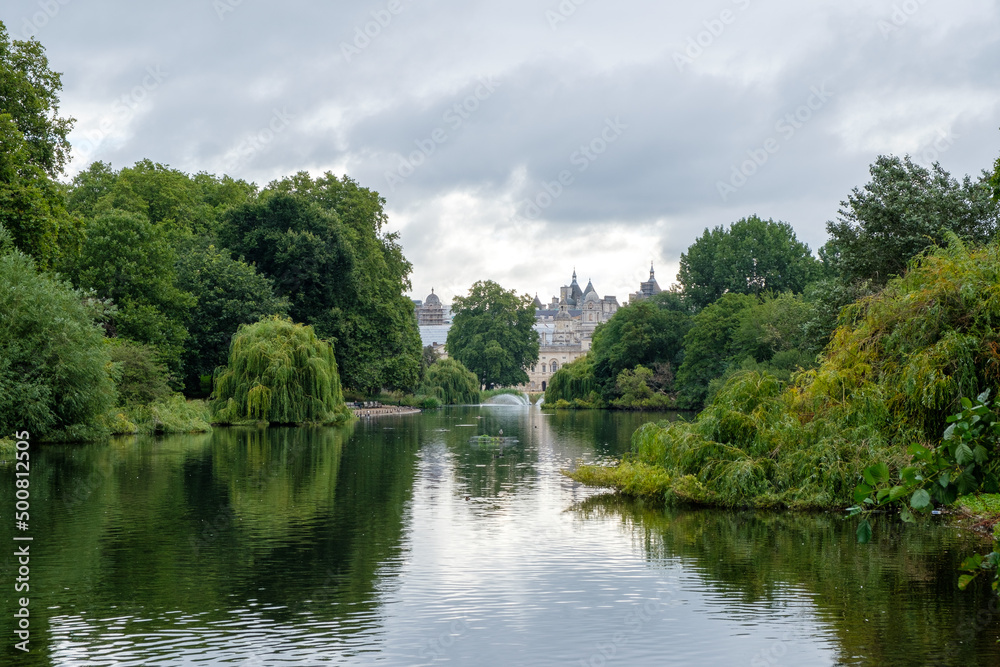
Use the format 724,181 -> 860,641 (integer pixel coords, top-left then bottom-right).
108,339 -> 172,406
0,238 -> 114,441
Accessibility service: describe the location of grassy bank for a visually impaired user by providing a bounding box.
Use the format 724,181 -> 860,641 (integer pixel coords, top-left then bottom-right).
107,395 -> 214,435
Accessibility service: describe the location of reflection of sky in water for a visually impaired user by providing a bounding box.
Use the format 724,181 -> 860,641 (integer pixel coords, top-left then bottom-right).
17,407 -> 999,665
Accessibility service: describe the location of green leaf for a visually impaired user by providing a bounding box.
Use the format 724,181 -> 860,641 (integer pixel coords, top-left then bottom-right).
876,488 -> 890,502
910,489 -> 931,510
899,506 -> 915,523
960,554 -> 984,571
862,467 -> 877,486
956,442 -> 974,466
943,423 -> 957,440
974,444 -> 989,465
888,485 -> 908,502
900,466 -> 919,485
872,462 -> 890,484
977,389 -> 991,404
958,574 -> 976,590
939,471 -> 950,488
853,484 -> 873,504
962,396 -> 973,410
856,519 -> 872,544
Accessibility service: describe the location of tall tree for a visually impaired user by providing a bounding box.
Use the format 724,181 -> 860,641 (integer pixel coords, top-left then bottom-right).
71,209 -> 195,379
446,280 -> 539,388
0,24 -> 78,266
175,244 -> 288,394
0,23 -> 73,177
677,215 -> 817,309
826,155 -> 998,287
265,172 -> 422,393
219,175 -> 422,394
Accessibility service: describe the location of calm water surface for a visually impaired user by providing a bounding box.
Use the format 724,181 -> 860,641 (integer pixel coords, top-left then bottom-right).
2,406 -> 999,665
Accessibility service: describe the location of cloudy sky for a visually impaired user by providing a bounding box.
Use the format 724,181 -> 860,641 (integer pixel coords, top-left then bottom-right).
5,0 -> 999,304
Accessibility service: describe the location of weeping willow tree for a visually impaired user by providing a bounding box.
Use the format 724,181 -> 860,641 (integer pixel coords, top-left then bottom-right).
569,236 -> 1000,509
420,358 -> 480,405
545,355 -> 597,403
212,316 -> 351,424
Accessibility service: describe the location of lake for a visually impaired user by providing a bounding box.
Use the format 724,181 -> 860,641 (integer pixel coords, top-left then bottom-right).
2,405 -> 998,665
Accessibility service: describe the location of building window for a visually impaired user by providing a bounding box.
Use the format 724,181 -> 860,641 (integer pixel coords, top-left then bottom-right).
551,361 -> 558,373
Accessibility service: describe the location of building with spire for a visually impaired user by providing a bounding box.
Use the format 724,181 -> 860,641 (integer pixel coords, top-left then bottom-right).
628,264 -> 663,302
525,269 -> 621,392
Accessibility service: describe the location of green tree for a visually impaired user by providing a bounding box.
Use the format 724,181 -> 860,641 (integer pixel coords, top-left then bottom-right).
675,293 -> 756,407
677,216 -> 817,309
175,244 -> 289,394
0,24 -> 78,266
420,358 -> 481,404
590,291 -> 692,397
213,316 -> 350,424
217,192 -> 352,325
263,173 -> 422,393
826,155 -> 998,286
71,209 -> 195,378
0,228 -> 114,441
0,24 -> 73,177
67,160 -> 256,237
446,280 -> 539,388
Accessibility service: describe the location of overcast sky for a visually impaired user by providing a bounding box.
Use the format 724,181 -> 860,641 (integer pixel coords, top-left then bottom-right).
5,0 -> 999,304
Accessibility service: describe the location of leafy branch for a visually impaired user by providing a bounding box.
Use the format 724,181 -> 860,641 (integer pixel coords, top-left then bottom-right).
848,390 -> 1000,590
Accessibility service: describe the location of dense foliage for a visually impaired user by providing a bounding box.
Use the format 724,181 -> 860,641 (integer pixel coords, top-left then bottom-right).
589,292 -> 692,398
570,238 -> 1000,509
218,174 -> 422,394
175,244 -> 289,394
446,280 -> 539,388
0,235 -> 114,441
70,208 -> 195,379
0,25 -> 78,267
419,358 -> 481,405
213,317 -> 350,425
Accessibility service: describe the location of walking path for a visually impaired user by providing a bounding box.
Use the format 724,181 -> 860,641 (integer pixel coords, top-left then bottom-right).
349,403 -> 421,418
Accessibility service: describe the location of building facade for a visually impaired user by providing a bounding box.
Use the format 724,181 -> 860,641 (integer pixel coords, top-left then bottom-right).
628,264 -> 663,303
523,270 -> 619,392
